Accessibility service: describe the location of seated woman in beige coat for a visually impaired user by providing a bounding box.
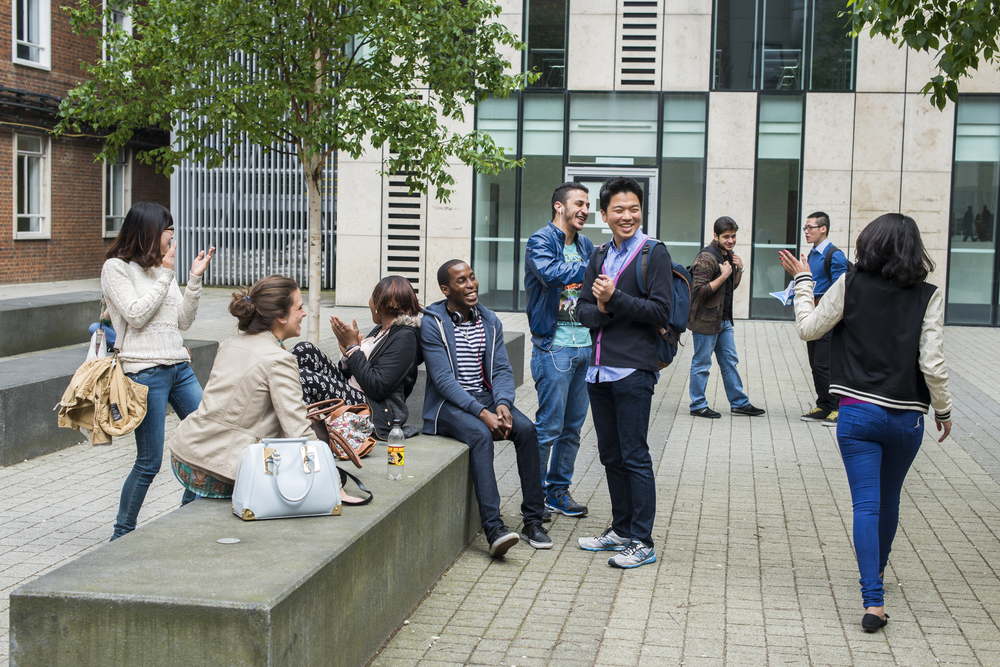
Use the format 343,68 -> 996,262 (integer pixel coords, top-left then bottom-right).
168,275 -> 361,503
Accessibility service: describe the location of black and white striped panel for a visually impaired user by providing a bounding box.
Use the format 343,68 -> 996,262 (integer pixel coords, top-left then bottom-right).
616,0 -> 662,89
381,162 -> 426,298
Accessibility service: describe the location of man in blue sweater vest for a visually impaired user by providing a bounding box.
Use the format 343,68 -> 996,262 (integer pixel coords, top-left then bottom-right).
576,177 -> 673,569
421,260 -> 551,558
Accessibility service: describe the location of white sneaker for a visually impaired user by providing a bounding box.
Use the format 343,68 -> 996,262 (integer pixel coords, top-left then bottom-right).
578,527 -> 629,552
608,540 -> 657,569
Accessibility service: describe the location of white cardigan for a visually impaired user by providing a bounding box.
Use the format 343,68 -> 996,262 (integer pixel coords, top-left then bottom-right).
101,258 -> 203,374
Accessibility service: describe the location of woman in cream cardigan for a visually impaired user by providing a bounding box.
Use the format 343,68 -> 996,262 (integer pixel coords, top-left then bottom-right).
168,275 -> 361,503
102,202 -> 215,540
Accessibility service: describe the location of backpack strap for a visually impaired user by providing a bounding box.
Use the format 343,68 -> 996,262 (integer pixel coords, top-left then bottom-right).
824,244 -> 839,282
635,238 -> 666,297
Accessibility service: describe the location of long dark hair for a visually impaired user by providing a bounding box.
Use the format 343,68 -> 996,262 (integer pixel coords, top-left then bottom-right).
106,202 -> 173,268
854,213 -> 935,288
229,275 -> 299,334
371,275 -> 422,318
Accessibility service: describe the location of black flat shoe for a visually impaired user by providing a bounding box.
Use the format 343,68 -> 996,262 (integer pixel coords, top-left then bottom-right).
732,404 -> 766,417
862,612 -> 888,632
691,407 -> 721,419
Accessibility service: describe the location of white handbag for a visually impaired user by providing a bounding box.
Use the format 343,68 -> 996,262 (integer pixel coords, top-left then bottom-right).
232,437 -> 342,521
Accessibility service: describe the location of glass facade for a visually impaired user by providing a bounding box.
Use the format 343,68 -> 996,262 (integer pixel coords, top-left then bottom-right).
947,96 -> 1000,325
525,0 -> 567,89
713,0 -> 855,91
750,95 -> 803,320
472,92 -> 708,311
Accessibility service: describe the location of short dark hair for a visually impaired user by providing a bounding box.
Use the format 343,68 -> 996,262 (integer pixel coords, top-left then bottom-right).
807,211 -> 830,233
713,216 -> 739,235
229,275 -> 300,335
854,213 -> 935,288
372,275 -> 422,317
106,202 -> 173,268
599,177 -> 643,212
551,181 -> 589,219
437,259 -> 466,288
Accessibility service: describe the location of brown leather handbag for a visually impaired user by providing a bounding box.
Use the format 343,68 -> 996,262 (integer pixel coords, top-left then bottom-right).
305,398 -> 377,468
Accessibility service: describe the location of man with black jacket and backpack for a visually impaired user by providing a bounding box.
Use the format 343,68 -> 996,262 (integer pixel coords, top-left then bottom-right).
576,176 -> 672,570
688,216 -> 766,419
787,211 -> 849,427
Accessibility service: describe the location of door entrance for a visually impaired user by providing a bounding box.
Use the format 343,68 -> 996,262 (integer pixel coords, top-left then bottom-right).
564,167 -> 659,248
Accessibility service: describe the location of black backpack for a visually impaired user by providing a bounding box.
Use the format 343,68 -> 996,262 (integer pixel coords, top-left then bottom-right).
823,244 -> 854,281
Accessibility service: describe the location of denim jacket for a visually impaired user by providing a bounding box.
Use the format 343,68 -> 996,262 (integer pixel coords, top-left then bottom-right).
420,300 -> 516,435
524,222 -> 595,351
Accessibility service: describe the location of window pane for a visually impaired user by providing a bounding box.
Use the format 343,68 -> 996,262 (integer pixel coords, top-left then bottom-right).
518,94 -> 566,308
947,97 -> 1000,325
659,94 -> 707,267
473,97 -> 519,310
26,156 -> 41,214
526,0 -> 567,89
27,0 -> 39,43
809,0 -> 855,90
750,96 -> 803,320
760,0 -> 807,90
568,93 -> 658,166
17,136 -> 43,153
713,0 -> 757,90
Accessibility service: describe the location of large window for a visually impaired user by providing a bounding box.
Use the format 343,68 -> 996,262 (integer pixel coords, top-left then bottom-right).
525,0 -> 567,89
749,95 -> 803,319
105,149 -> 131,236
659,94 -> 708,268
569,93 -> 658,166
473,97 -> 519,310
12,0 -> 49,69
103,1 -> 132,61
14,134 -> 49,238
947,96 -> 1000,325
712,0 -> 855,91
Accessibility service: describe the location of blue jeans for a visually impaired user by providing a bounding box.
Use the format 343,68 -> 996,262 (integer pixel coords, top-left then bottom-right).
689,321 -> 750,411
531,345 -> 591,499
838,403 -> 924,608
587,370 -> 657,547
436,392 -> 546,534
113,362 -> 203,539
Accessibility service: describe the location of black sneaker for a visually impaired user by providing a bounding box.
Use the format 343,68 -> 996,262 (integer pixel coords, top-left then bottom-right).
732,404 -> 765,417
801,406 -> 828,422
691,407 -> 721,419
519,523 -> 553,549
486,525 -> 519,557
546,489 -> 588,517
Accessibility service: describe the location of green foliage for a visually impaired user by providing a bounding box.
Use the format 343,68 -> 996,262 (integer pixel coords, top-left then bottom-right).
849,0 -> 1000,109
57,0 -> 533,200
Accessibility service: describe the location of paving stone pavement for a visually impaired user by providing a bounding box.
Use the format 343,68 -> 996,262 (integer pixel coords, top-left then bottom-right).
1,280 -> 998,666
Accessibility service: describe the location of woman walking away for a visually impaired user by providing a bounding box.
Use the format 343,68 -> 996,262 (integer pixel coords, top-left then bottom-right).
292,275 -> 422,438
168,276 -> 362,504
102,202 -> 215,540
779,213 -> 952,633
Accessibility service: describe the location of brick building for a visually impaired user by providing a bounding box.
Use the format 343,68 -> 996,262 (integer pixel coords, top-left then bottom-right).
1,0 -> 168,284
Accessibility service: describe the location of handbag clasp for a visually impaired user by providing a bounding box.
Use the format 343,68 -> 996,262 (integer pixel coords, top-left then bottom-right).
263,447 -> 278,475
301,444 -> 319,473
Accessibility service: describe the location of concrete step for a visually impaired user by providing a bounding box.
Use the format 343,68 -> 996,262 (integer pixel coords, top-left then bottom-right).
9,436 -> 480,667
0,292 -> 102,357
0,340 -> 219,466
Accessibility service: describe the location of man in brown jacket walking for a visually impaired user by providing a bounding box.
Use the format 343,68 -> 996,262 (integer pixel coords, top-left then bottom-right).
687,216 -> 765,419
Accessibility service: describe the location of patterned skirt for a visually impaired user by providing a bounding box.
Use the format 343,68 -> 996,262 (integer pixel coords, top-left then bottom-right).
171,455 -> 234,499
292,341 -> 367,405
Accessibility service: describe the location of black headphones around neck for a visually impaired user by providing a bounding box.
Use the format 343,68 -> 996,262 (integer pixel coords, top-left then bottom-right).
449,306 -> 480,325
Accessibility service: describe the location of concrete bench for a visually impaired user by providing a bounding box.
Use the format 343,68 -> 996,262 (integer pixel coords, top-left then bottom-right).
9,436 -> 480,667
0,340 -> 219,466
0,292 -> 103,357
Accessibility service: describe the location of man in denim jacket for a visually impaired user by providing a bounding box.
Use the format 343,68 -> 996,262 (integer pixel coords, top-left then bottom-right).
524,182 -> 595,519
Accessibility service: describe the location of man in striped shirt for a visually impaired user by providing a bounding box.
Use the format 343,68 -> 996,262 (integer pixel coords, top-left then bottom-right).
421,260 -> 552,558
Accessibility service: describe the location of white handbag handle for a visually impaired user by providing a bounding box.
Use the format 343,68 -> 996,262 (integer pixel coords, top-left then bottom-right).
269,452 -> 315,504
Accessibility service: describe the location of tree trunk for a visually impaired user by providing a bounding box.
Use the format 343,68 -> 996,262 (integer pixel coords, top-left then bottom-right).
302,149 -> 324,345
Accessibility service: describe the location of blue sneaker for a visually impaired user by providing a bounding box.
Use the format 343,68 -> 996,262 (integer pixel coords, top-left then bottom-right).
545,489 -> 588,517
608,540 -> 657,569
578,527 -> 629,551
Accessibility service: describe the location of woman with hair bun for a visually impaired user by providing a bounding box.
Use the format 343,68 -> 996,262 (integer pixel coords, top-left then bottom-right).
293,275 -> 423,438
102,202 -> 215,540
168,275 -> 362,503
780,213 -> 953,633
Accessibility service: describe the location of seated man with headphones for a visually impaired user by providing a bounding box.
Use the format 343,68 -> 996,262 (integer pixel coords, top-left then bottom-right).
420,259 -> 551,558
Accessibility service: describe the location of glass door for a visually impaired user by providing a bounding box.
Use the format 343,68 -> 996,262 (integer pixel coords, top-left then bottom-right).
564,167 -> 659,249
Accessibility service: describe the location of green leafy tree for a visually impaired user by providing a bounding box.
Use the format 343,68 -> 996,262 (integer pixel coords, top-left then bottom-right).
850,0 -> 1000,108
58,0 -> 530,342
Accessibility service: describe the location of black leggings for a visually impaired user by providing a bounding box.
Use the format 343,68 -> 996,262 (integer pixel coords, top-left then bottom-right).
291,342 -> 367,406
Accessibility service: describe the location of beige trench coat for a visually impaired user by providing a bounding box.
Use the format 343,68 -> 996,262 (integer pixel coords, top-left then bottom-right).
168,332 -> 314,482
